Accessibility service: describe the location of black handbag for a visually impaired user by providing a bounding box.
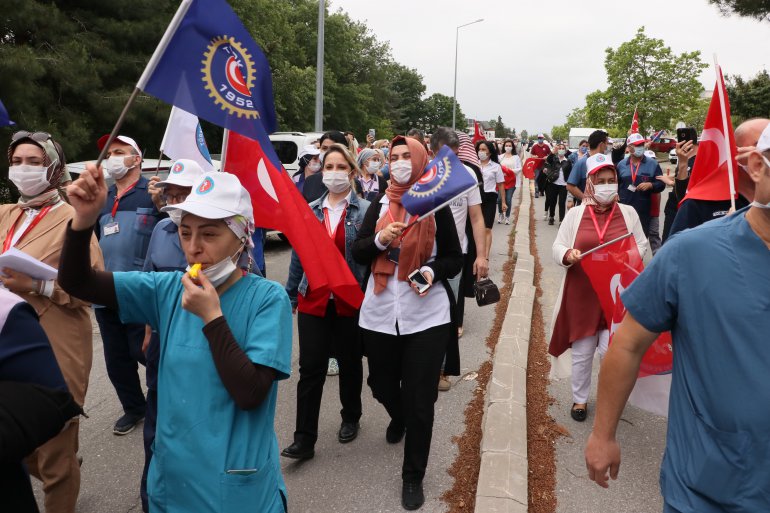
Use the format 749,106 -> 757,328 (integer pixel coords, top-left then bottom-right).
473,278 -> 500,306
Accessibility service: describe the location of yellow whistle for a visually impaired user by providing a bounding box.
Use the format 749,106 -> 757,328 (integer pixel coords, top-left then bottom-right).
189,263 -> 202,279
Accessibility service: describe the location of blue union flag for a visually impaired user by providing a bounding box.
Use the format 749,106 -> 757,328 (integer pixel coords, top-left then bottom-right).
402,145 -> 479,217
137,0 -> 278,141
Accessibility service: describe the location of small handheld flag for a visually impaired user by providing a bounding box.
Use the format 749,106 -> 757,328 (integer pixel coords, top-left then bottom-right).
402,145 -> 479,217
0,99 -> 15,128
522,157 -> 544,179
160,106 -> 215,173
630,107 -> 639,134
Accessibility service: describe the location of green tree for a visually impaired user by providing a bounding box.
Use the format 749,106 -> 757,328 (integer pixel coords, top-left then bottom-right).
726,69 -> 770,123
585,27 -> 707,135
708,0 -> 770,21
680,96 -> 711,131
520,129 -> 529,141
416,93 -> 464,134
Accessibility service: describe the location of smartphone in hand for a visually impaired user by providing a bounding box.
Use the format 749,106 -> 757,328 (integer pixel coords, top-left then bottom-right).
408,269 -> 431,294
368,128 -> 376,140
676,127 -> 698,145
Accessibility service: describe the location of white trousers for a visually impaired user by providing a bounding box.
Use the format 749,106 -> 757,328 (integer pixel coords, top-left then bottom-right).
570,330 -> 609,404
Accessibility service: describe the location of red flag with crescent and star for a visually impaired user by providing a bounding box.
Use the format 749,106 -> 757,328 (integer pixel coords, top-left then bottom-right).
682,66 -> 738,204
630,108 -> 639,134
581,235 -> 673,416
472,121 -> 486,144
522,157 -> 544,179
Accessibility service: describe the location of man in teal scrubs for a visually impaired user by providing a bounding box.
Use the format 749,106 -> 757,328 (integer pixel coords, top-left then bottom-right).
585,124 -> 770,512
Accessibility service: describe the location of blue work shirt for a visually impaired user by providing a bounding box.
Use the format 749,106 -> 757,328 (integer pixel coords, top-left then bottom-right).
622,208 -> 770,512
566,155 -> 588,192
616,155 -> 664,225
142,219 -> 187,272
114,271 -> 292,513
97,176 -> 161,272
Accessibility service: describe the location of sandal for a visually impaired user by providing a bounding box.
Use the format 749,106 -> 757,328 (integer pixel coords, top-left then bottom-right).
570,403 -> 587,422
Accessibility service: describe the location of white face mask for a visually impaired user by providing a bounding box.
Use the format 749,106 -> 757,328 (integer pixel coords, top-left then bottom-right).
390,160 -> 413,184
558,150 -> 566,156
504,146 -> 513,153
103,155 -> 136,180
632,146 -> 645,158
306,161 -> 321,174
366,160 -> 381,174
318,150 -> 326,163
322,170 -> 351,194
186,244 -> 244,288
478,151 -> 488,161
593,183 -> 619,205
9,161 -> 56,196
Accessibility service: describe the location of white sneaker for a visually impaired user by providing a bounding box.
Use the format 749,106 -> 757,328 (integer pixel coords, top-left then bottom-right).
542,213 -> 548,221
497,213 -> 503,224
505,217 -> 510,225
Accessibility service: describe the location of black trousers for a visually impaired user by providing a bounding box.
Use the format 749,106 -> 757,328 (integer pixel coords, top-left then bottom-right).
294,301 -> 363,446
545,183 -> 568,221
362,323 -> 451,482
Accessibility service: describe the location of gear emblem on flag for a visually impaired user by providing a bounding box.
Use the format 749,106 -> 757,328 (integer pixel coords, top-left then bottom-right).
406,156 -> 452,198
201,36 -> 260,119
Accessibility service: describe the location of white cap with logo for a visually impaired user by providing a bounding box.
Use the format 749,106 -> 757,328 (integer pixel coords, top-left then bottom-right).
627,133 -> 647,146
586,153 -> 616,176
162,172 -> 254,224
155,159 -> 205,188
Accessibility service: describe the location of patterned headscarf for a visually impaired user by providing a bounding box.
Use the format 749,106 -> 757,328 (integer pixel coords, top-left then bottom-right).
455,130 -> 481,172
583,167 -> 619,213
8,134 -> 65,208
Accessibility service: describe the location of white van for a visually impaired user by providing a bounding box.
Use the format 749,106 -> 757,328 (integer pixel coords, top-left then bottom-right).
269,132 -> 325,175
568,128 -> 599,153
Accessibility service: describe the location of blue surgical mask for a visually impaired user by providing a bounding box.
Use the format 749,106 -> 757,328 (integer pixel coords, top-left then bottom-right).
579,146 -> 587,154
537,138 -> 544,144
633,146 -> 645,158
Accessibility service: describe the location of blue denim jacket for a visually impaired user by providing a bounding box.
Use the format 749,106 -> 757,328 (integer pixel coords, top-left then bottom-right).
285,192 -> 370,308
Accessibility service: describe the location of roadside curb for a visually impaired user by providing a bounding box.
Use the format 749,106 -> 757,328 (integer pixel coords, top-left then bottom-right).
475,181 -> 535,513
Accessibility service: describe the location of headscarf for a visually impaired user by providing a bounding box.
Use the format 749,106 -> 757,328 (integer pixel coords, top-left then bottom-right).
8,134 -> 65,208
582,166 -> 619,213
454,130 -> 481,171
357,148 -> 377,170
371,136 -> 436,294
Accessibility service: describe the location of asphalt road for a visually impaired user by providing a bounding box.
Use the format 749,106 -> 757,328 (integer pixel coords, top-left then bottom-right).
33,203 -> 517,513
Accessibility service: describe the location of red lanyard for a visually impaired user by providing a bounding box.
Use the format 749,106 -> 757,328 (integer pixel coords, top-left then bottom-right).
111,181 -> 138,218
588,203 -> 617,244
323,206 -> 346,238
3,205 -> 53,252
629,160 -> 641,183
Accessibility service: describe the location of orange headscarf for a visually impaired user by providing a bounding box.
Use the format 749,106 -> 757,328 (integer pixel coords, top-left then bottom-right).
372,136 -> 437,294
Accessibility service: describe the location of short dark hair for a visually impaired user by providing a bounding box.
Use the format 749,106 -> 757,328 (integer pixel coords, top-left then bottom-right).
579,139 -> 588,146
320,130 -> 347,146
588,130 -> 608,150
429,127 -> 460,152
406,128 -> 424,139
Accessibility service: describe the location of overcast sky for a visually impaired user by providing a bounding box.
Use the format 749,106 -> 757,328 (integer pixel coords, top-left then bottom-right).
331,0 -> 769,133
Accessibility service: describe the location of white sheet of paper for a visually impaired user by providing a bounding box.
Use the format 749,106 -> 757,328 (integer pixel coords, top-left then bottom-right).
0,248 -> 58,281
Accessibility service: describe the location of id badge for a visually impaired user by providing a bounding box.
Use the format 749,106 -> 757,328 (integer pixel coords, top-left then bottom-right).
387,247 -> 400,264
627,184 -> 637,192
103,222 -> 120,236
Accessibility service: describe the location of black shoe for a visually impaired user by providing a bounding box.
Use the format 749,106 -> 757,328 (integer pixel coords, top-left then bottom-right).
338,421 -> 359,443
113,413 -> 144,436
402,481 -> 424,510
386,419 -> 406,444
548,217 -> 555,225
280,441 -> 315,460
571,403 -> 588,422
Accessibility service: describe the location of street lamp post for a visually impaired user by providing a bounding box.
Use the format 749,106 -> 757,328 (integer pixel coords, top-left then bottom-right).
452,18 -> 484,131
314,0 -> 325,132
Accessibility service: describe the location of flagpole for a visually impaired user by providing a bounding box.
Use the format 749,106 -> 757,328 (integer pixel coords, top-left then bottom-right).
714,55 -> 737,211
578,232 -> 634,259
221,129 -> 230,173
96,0 -> 193,167
401,183 -> 481,235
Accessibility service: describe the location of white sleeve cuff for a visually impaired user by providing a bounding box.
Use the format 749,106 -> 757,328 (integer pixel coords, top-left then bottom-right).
419,266 -> 434,281
374,231 -> 389,251
42,279 -> 55,298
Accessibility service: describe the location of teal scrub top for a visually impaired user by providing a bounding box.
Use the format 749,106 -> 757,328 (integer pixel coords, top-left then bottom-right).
114,271 -> 292,513
622,208 -> 770,512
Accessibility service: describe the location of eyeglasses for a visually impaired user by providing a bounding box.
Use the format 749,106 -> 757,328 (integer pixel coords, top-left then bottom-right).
12,131 -> 52,143
161,192 -> 190,204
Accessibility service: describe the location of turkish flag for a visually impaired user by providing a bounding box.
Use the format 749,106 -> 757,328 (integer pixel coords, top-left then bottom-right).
522,157 -> 544,179
580,235 -> 673,377
682,66 -> 738,204
630,108 -> 639,134
223,130 -> 364,309
472,121 -> 486,144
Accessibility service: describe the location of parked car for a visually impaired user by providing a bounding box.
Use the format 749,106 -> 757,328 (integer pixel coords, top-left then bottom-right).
649,137 -> 677,153
669,149 -> 677,164
66,158 -> 220,186
269,131 -> 324,175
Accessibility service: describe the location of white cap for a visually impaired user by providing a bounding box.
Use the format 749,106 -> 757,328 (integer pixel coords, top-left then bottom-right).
586,153 -> 615,175
298,145 -> 320,160
155,159 -> 205,188
644,150 -> 657,159
97,134 -> 141,155
537,133 -> 545,138
627,133 -> 646,146
757,123 -> 770,153
162,172 -> 253,223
